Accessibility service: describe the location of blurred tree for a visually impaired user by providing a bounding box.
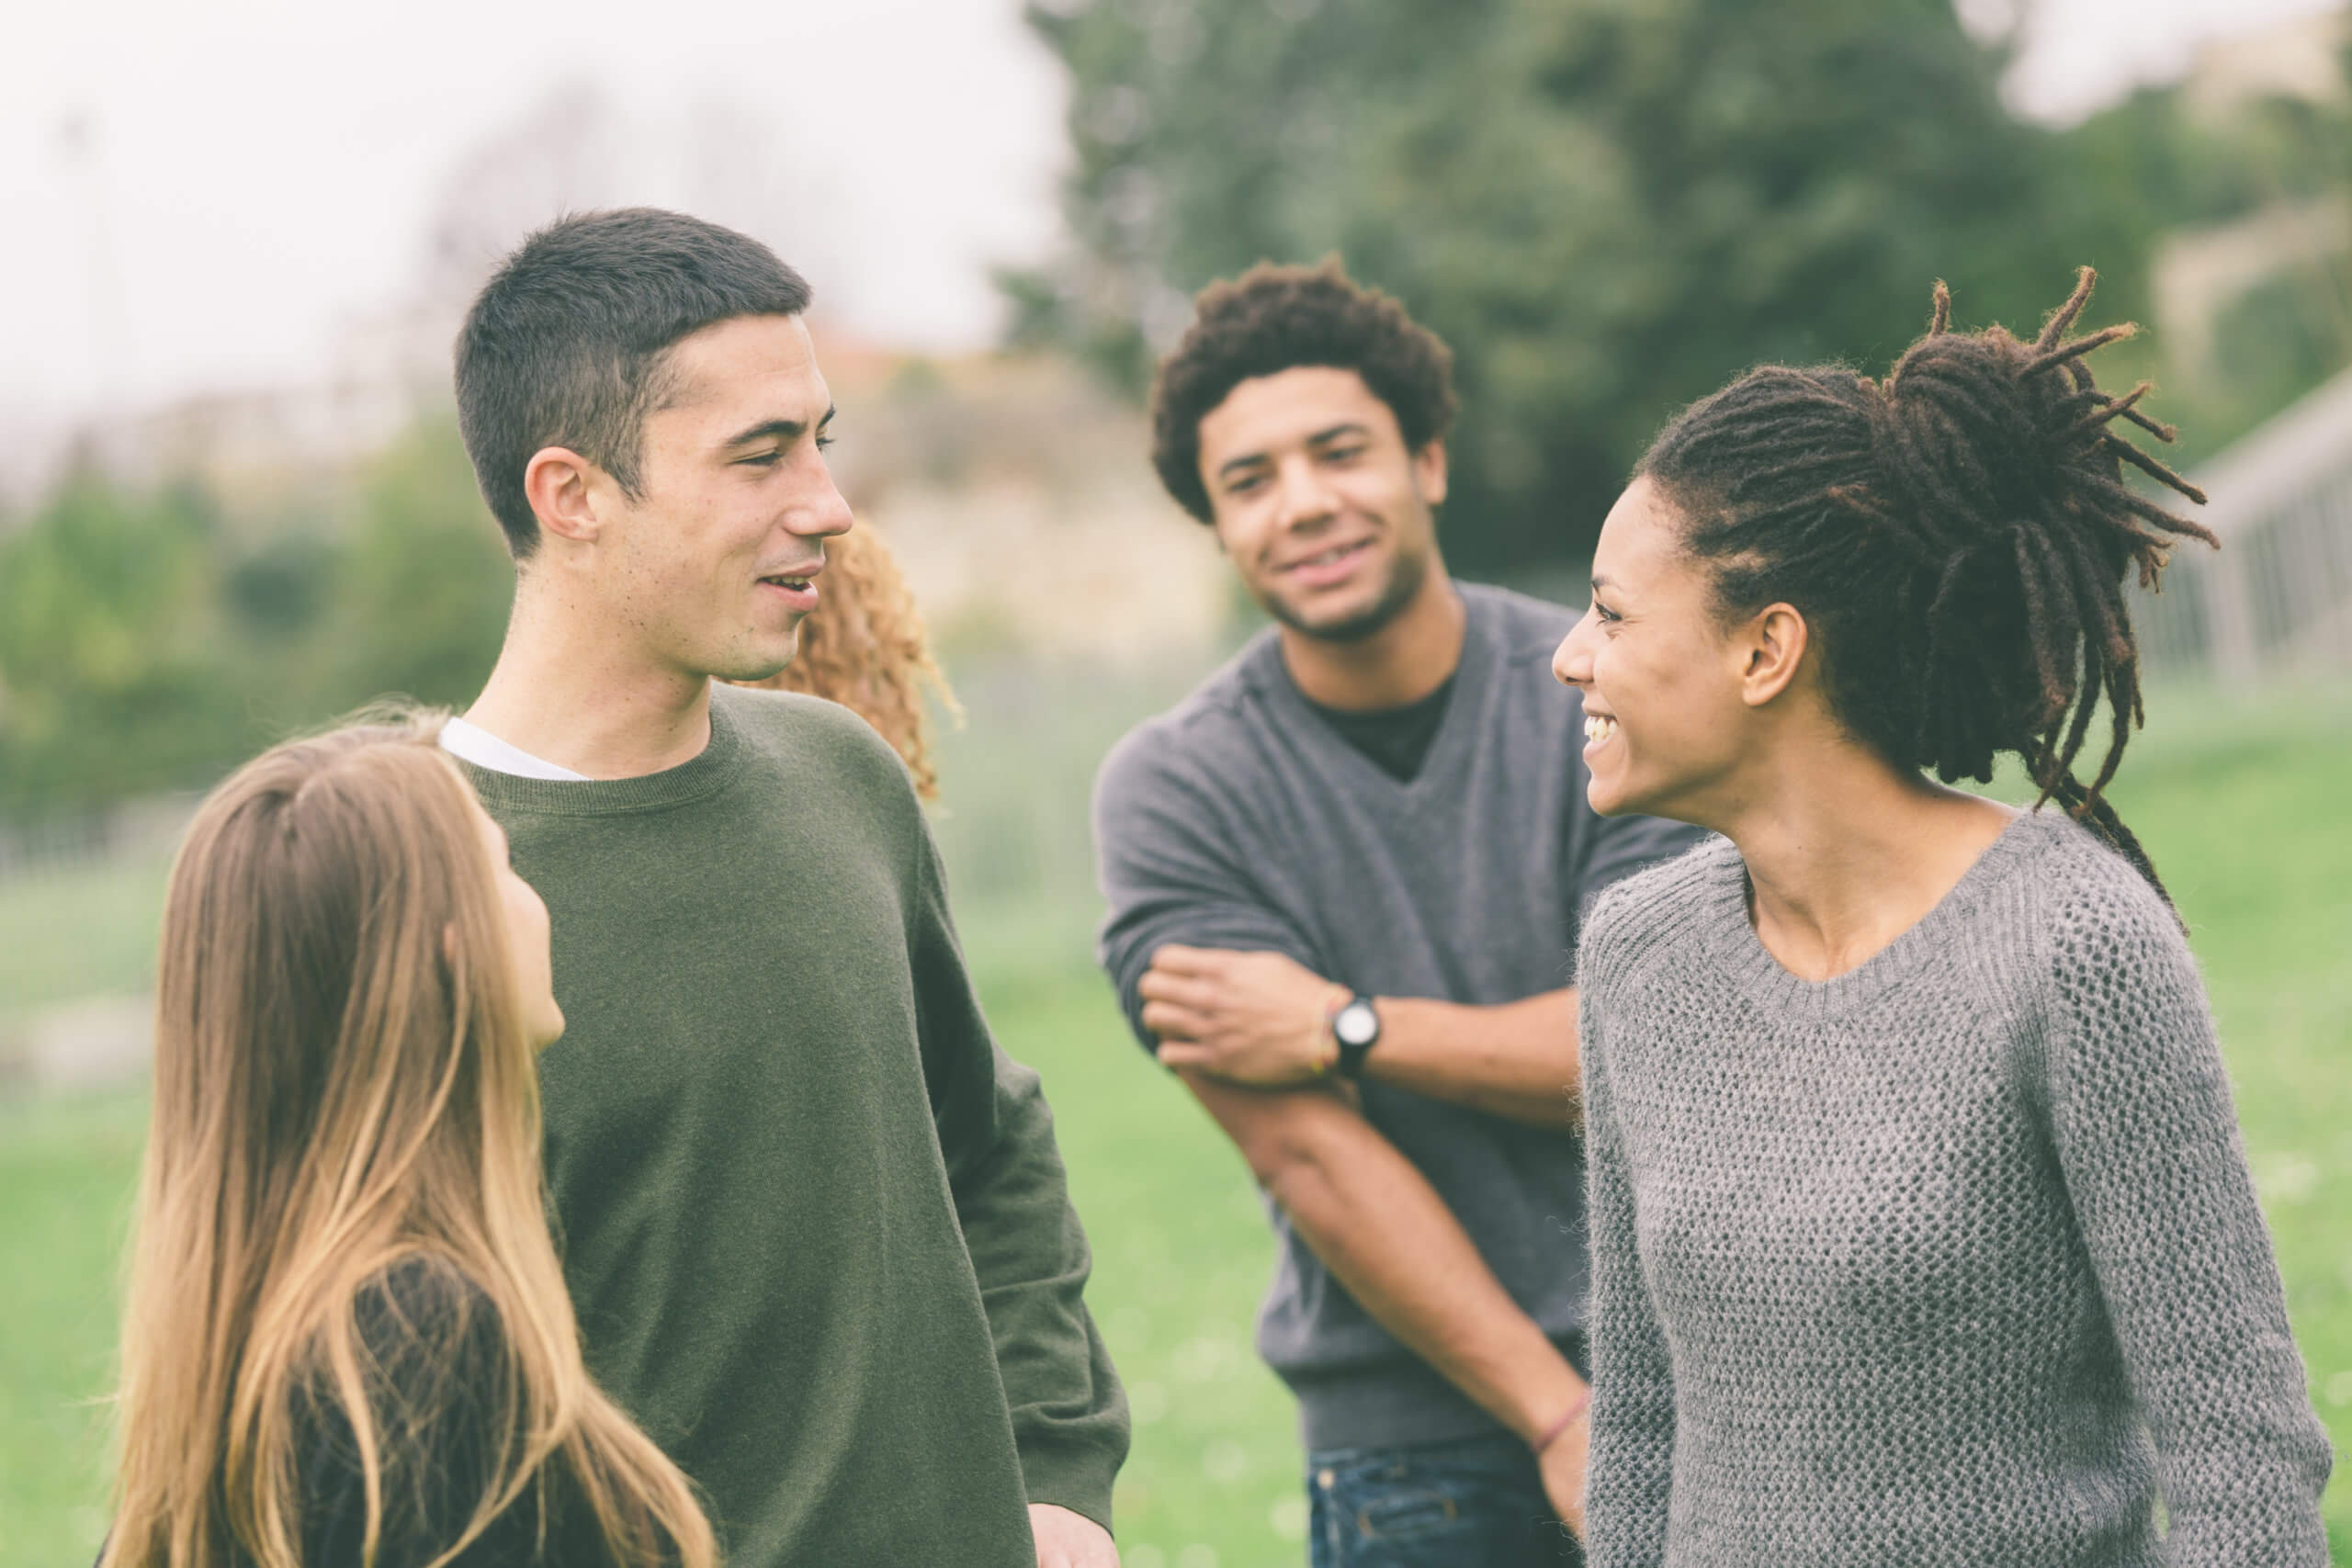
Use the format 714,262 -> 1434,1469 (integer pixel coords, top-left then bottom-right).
224,532 -> 338,644
1010,0 -> 2138,568
2065,43 -> 2352,463
0,474 -> 242,815
328,413 -> 514,709
0,412 -> 515,823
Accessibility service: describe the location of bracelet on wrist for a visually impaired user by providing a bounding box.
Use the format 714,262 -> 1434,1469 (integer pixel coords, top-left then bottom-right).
1532,1391 -> 1592,1453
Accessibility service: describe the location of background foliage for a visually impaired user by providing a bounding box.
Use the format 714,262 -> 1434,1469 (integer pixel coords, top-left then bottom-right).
3,5 -> 2346,819
0,417 -> 512,822
1007,0 -> 2352,570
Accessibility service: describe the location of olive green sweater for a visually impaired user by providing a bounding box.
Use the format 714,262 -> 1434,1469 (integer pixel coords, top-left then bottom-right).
461,684 -> 1127,1567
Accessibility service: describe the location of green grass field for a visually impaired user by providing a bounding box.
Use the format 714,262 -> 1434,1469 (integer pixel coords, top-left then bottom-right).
0,848 -> 175,1040
1,678 -> 2346,1565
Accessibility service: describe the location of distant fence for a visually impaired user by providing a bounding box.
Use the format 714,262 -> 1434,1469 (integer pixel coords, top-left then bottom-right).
2137,367 -> 2352,684
0,792 -> 199,883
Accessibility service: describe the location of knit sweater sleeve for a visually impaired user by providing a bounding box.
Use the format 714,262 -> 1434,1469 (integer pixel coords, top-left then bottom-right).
1577,960 -> 1676,1567
910,823 -> 1132,1532
2041,874 -> 2332,1566
1091,724 -> 1321,1055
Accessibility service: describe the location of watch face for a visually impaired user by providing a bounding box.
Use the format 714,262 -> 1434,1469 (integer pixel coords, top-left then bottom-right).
1335,1000 -> 1378,1047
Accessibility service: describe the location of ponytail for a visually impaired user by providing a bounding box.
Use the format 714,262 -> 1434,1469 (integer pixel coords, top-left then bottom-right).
1640,268 -> 2215,908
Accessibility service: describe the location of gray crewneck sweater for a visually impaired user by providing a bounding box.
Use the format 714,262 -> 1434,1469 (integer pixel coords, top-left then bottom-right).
1577,809 -> 2331,1568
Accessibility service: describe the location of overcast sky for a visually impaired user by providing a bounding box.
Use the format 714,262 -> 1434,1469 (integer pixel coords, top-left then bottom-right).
0,0 -> 2341,432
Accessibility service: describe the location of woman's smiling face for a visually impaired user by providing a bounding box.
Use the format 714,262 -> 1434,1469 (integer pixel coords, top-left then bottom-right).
1552,476 -> 1764,824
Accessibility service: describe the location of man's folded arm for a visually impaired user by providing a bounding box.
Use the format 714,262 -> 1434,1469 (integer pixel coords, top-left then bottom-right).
1093,739 -> 1586,1446
1105,738 -> 1596,1126
1094,735 -> 1328,1052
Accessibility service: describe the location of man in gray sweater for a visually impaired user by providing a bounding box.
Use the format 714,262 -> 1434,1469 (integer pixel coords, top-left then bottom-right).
1091,261 -> 1700,1566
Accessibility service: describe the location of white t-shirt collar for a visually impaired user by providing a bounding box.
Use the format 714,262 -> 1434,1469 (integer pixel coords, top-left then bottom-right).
439,716 -> 590,782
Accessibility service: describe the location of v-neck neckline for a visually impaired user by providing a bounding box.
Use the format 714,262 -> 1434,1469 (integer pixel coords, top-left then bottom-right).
1698,809 -> 2052,1022
1256,598 -> 1493,803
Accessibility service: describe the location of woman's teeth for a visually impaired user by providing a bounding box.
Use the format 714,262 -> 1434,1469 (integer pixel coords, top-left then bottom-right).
1584,714 -> 1619,746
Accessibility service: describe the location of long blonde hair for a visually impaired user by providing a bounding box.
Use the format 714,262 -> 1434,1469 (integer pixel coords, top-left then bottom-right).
103,717 -> 716,1568
738,523 -> 959,799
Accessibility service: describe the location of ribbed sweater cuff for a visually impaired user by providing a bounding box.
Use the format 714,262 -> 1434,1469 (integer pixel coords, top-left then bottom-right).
1018,1430 -> 1124,1533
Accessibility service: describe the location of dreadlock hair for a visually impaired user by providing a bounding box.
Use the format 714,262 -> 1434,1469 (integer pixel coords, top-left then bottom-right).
1639,267 -> 2215,907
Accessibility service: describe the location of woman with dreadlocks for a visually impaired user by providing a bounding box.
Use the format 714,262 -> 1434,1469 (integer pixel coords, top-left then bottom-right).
1552,271 -> 2330,1565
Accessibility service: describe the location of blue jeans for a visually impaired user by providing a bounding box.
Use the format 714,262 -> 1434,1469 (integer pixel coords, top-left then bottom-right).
1306,1431 -> 1582,1567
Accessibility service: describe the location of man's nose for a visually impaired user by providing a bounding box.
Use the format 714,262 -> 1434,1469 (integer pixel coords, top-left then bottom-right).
1272,457 -> 1340,530
791,468 -> 856,539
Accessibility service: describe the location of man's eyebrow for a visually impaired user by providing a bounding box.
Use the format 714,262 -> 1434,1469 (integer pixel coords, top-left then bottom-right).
719,406 -> 837,449
1213,421 -> 1374,483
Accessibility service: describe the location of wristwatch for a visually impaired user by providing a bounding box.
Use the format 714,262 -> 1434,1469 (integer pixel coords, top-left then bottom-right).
1331,994 -> 1382,1078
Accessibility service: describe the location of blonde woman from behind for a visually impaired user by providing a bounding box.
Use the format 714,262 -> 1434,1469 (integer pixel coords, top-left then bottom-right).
101,716 -> 717,1568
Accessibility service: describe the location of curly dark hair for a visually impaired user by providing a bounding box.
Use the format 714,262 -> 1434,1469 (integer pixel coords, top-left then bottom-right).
1149,259 -> 1458,524
1641,267 -> 2214,905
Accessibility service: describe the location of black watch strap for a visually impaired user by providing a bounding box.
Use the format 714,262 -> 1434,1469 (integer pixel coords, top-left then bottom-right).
1332,995 -> 1382,1078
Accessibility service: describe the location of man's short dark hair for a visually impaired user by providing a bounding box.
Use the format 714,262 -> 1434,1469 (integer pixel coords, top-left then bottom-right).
1148,259 -> 1458,525
454,208 -> 813,558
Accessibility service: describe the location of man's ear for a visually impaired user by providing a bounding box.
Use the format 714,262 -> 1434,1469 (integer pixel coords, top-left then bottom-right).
1736,602 -> 1810,708
523,446 -> 606,547
1413,438 -> 1450,509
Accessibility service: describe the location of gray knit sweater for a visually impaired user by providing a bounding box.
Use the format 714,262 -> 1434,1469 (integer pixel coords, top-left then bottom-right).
1577,809 -> 2332,1567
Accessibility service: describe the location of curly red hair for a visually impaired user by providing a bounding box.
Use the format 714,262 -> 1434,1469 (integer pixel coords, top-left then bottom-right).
733,525 -> 958,800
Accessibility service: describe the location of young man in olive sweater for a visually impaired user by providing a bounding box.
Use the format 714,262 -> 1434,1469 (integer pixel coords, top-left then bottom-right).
440,209 -> 1127,1568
